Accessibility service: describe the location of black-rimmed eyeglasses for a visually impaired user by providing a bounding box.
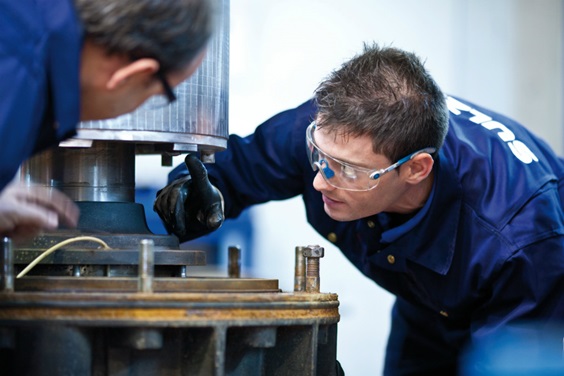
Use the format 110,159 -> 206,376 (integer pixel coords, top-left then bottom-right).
155,69 -> 177,104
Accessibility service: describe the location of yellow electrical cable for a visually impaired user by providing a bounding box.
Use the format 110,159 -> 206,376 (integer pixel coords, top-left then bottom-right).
16,236 -> 111,279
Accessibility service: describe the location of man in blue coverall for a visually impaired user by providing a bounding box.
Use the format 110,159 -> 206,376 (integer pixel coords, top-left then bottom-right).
154,44 -> 564,374
0,0 -> 214,243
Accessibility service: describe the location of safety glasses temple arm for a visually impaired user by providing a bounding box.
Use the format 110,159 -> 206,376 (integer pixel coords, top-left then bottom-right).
370,147 -> 437,180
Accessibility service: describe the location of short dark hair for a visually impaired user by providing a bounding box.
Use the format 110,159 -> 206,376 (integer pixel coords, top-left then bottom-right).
74,0 -> 215,73
314,43 -> 449,162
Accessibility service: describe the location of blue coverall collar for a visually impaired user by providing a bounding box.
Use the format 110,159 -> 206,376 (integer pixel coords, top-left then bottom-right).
375,151 -> 461,275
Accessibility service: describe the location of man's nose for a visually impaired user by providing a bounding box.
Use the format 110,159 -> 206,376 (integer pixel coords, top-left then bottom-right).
312,170 -> 335,192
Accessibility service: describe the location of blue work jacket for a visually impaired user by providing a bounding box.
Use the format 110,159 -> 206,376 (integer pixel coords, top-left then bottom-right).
170,97 -> 564,374
0,0 -> 81,190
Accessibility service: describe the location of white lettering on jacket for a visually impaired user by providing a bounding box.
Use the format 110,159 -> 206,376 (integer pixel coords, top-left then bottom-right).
446,97 -> 539,164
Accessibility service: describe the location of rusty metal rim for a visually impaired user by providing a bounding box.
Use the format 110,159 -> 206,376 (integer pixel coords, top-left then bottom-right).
0,291 -> 339,306
0,316 -> 341,327
0,292 -> 340,325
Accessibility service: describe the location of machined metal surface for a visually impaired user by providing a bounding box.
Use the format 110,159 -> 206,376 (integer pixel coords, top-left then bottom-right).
12,248 -> 203,266
21,142 -> 136,202
138,239 -> 155,293
75,0 -> 230,153
13,276 -> 281,294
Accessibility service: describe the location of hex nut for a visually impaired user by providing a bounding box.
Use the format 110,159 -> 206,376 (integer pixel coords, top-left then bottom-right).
303,245 -> 324,258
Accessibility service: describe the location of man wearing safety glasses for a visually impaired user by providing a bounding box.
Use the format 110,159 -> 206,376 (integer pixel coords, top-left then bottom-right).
155,43 -> 564,374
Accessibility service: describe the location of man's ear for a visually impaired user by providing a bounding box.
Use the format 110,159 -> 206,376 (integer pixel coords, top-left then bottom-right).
106,58 -> 160,91
405,153 -> 434,183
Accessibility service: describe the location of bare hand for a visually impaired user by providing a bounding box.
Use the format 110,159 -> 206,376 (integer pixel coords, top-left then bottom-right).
0,181 -> 79,243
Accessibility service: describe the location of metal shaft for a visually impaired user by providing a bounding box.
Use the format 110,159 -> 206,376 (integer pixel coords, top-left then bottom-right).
294,246 -> 306,292
228,246 -> 241,278
1,237 -> 14,292
138,239 -> 155,293
304,245 -> 324,293
305,258 -> 320,293
20,142 -> 136,202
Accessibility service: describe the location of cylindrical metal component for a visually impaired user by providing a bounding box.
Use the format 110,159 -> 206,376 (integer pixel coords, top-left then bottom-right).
20,142 -> 136,202
1,237 -> 14,292
304,245 -> 324,293
306,258 -> 320,293
180,265 -> 187,278
138,239 -> 155,293
294,246 -> 306,292
75,0 -> 230,154
73,265 -> 81,277
19,1 -> 231,200
228,245 -> 241,278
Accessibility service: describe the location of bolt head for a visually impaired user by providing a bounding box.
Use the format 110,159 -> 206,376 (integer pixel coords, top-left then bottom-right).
303,245 -> 324,258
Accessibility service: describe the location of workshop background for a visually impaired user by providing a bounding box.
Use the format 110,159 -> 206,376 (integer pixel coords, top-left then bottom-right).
136,1 -> 564,374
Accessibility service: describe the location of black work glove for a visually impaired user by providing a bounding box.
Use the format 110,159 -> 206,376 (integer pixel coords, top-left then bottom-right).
153,154 -> 224,243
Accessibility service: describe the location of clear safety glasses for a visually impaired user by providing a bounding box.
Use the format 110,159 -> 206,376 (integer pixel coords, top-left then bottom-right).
306,121 -> 436,192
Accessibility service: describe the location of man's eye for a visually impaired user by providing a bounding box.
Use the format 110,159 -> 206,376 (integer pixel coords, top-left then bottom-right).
341,165 -> 357,179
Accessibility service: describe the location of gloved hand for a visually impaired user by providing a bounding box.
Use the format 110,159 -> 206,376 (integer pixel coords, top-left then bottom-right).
153,154 -> 224,243
0,180 -> 80,244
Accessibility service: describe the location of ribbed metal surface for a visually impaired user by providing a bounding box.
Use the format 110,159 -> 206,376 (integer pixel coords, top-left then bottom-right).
77,0 -> 230,152
22,142 -> 136,202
